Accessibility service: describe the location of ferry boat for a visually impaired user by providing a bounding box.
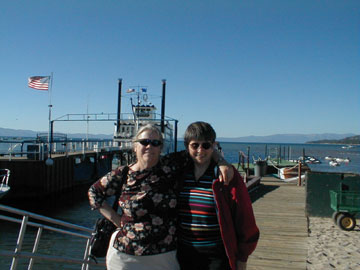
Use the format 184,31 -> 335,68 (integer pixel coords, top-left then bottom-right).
0,79 -> 178,201
113,81 -> 176,154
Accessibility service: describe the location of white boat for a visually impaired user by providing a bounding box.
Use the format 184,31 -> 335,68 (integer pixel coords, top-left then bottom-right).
335,157 -> 350,163
329,160 -> 339,167
0,169 -> 10,199
342,145 -> 353,149
278,166 -> 307,182
298,156 -> 321,164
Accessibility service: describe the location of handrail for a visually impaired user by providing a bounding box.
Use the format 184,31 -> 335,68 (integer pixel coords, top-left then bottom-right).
0,139 -> 120,161
0,204 -> 105,270
0,204 -> 93,232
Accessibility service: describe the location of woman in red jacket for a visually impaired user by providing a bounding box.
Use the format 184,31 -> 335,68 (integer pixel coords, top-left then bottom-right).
177,121 -> 259,270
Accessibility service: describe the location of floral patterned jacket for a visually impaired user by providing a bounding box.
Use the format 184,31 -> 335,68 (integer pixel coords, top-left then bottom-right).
88,152 -> 188,256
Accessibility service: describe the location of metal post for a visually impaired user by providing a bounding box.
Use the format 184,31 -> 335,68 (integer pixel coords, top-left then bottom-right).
50,121 -> 54,158
289,146 -> 292,161
10,215 -> 29,270
287,146 -> 290,161
265,144 -> 267,160
161,79 -> 166,133
82,239 -> 91,270
302,148 -> 305,163
247,146 -> 250,177
117,79 -> 122,134
174,120 -> 178,152
28,227 -> 43,270
279,145 -> 282,163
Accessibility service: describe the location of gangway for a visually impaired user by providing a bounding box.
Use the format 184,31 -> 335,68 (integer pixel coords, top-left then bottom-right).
0,204 -> 105,270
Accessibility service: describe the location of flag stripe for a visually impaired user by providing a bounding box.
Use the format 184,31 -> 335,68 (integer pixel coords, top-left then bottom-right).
28,76 -> 50,90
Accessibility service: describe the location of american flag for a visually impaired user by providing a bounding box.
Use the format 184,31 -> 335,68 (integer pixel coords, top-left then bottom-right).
28,76 -> 50,90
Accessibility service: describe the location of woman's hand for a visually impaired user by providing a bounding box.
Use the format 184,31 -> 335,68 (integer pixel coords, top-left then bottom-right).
237,261 -> 247,270
99,202 -> 121,227
219,164 -> 234,185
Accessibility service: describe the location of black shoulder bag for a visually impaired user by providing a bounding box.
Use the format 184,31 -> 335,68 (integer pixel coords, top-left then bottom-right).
89,166 -> 129,260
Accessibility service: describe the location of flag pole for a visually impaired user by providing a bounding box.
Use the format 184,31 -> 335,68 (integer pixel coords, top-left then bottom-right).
48,72 -> 53,159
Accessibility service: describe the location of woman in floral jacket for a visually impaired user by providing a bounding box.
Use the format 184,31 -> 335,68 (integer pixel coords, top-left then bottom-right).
88,124 -> 183,270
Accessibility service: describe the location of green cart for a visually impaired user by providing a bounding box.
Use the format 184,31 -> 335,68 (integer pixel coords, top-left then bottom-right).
330,190 -> 360,231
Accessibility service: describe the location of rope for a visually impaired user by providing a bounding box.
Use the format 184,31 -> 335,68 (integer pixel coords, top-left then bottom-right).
267,159 -> 281,170
268,159 -> 299,171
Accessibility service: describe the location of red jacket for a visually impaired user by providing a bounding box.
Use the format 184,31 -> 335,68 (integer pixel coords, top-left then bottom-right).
212,168 -> 259,269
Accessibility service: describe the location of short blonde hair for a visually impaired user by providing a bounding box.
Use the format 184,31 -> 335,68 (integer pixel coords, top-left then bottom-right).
132,124 -> 164,147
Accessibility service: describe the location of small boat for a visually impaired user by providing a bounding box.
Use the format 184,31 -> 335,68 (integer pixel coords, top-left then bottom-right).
335,157 -> 350,163
329,160 -> 339,167
278,166 -> 308,182
325,156 -> 333,160
299,156 -> 321,164
0,169 -> 10,199
342,145 -> 353,149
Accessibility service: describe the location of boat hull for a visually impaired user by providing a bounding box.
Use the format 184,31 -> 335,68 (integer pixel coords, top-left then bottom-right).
0,149 -> 127,201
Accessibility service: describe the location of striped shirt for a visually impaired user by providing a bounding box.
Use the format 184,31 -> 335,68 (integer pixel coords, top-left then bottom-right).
178,163 -> 223,254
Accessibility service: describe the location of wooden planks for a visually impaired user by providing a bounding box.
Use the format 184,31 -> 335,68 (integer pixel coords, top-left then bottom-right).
247,176 -> 307,270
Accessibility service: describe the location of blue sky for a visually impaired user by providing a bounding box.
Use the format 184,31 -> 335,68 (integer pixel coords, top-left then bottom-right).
1,0 -> 359,138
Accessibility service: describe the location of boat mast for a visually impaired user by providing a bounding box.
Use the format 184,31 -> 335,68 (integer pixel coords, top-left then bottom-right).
161,79 -> 166,133
117,79 -> 122,134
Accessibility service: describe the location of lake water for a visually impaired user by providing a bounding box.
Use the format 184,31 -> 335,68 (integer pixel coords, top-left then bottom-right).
214,142 -> 360,174
0,142 -> 359,269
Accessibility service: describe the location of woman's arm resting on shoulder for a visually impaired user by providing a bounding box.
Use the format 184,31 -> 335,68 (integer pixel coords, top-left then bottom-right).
218,164 -> 234,185
212,149 -> 234,185
99,202 -> 121,228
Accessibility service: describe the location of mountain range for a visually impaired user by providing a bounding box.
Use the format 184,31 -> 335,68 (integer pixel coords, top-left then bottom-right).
0,127 -> 113,139
0,127 -> 356,144
307,135 -> 360,145
217,133 -> 357,144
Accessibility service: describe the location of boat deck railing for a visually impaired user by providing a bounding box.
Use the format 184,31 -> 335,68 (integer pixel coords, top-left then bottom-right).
0,204 -> 104,270
0,138 -> 127,161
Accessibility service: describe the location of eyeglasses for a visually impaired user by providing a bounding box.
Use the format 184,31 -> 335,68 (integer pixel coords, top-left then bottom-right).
189,142 -> 212,150
136,139 -> 162,147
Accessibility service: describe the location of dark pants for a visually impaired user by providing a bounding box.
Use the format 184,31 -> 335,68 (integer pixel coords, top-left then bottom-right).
177,244 -> 231,270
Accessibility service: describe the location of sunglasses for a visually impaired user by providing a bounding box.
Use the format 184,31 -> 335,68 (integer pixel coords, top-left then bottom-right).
189,142 -> 212,150
136,139 -> 162,147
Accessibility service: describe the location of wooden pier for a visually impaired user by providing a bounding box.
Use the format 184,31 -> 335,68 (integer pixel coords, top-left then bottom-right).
247,176 -> 308,270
